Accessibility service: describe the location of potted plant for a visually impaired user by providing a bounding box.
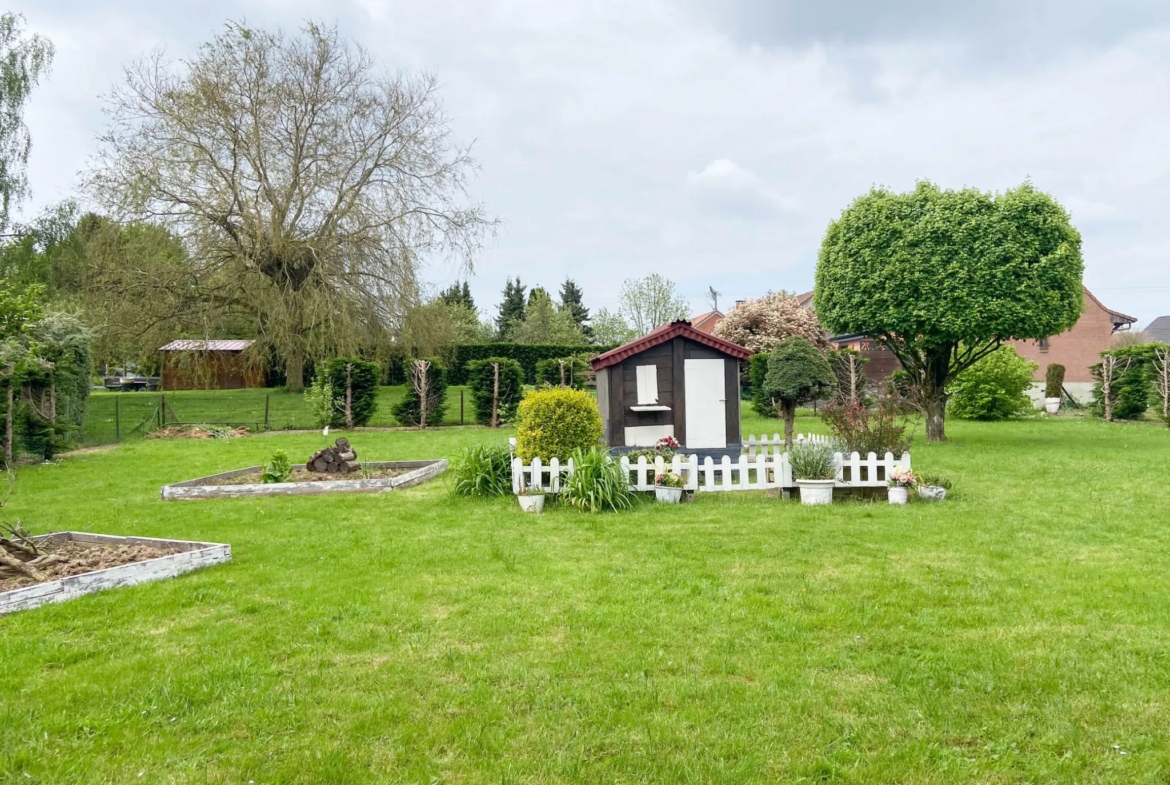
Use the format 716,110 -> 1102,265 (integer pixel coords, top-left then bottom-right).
654,471 -> 685,503
916,474 -> 951,501
887,467 -> 918,505
654,435 -> 680,459
788,440 -> 837,505
517,486 -> 546,513
1044,363 -> 1065,415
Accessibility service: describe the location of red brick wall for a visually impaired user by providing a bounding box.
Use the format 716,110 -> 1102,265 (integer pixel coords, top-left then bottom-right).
1010,295 -> 1116,383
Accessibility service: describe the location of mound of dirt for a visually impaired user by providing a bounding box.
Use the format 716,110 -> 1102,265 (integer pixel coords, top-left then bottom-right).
149,425 -> 250,440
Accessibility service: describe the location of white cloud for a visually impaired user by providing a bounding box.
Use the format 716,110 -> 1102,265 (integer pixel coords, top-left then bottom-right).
7,0 -> 1170,323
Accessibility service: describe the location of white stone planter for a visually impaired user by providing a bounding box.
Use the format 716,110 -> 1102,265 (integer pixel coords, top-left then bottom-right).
1044,397 -> 1061,414
517,494 -> 545,513
917,485 -> 947,502
796,479 -> 835,506
888,486 -> 910,505
655,486 -> 683,504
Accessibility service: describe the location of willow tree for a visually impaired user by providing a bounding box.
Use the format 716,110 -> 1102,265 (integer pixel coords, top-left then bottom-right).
816,181 -> 1083,441
87,21 -> 489,389
0,13 -> 54,230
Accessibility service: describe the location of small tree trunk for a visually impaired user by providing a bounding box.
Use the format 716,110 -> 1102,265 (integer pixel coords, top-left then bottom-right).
923,392 -> 947,442
344,363 -> 354,430
4,381 -> 12,468
286,345 -> 305,393
781,400 -> 795,450
410,360 -> 431,429
490,362 -> 500,428
1154,348 -> 1170,425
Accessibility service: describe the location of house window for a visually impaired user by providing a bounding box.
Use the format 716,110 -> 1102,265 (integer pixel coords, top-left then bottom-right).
635,365 -> 659,405
1039,338 -> 1049,352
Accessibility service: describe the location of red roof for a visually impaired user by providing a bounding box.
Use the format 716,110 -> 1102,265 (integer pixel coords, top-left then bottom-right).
591,320 -> 752,370
690,309 -> 724,334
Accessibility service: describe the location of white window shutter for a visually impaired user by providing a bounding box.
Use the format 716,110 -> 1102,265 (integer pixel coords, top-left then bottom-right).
635,365 -> 658,405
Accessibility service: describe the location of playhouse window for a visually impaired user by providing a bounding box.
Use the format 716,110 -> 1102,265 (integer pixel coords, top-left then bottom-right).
635,365 -> 659,405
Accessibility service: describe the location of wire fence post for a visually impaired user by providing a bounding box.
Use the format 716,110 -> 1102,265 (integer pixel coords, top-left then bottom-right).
115,396 -> 121,441
159,393 -> 166,428
460,390 -> 464,425
264,394 -> 270,431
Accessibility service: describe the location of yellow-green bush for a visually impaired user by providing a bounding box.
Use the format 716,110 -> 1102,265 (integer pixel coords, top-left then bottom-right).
515,387 -> 603,461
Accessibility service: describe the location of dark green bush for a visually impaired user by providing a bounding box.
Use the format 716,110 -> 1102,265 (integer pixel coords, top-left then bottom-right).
515,387 -> 603,461
1044,364 -> 1066,399
1090,343 -> 1164,420
392,357 -> 449,426
467,357 -> 525,425
451,444 -> 513,497
748,353 -> 776,417
534,355 -> 589,388
450,344 -> 610,384
321,358 -> 380,427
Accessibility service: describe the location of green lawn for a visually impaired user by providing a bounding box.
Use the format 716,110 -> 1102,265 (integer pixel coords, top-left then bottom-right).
83,386 -> 478,443
2,414 -> 1170,783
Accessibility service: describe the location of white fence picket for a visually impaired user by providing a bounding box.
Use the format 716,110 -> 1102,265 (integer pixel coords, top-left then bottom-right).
511,445 -> 911,495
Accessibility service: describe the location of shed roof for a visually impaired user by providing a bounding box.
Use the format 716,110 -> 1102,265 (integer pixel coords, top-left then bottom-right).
159,339 -> 254,352
1145,315 -> 1170,343
591,321 -> 752,370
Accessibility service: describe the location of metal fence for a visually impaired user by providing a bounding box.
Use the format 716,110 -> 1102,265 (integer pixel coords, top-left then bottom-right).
80,387 -> 475,446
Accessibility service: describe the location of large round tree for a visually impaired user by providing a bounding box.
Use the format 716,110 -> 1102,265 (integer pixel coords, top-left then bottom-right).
815,181 -> 1083,442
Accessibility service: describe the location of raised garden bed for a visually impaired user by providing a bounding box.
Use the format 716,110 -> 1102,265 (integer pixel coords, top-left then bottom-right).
161,459 -> 448,501
1,532 -> 231,615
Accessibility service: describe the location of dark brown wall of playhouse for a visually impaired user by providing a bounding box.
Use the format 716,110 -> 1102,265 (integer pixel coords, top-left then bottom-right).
604,337 -> 741,448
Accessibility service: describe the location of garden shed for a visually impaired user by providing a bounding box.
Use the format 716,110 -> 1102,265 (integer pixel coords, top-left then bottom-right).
591,321 -> 752,454
158,340 -> 264,390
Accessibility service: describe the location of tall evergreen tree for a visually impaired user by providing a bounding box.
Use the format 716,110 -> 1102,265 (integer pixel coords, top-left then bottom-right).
439,280 -> 475,310
496,277 -> 527,340
559,278 -> 591,337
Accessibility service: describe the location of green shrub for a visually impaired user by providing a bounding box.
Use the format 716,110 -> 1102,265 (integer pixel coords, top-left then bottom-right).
762,337 -> 837,443
261,450 -> 292,483
467,357 -> 525,425
947,346 -> 1037,421
820,393 -> 912,456
788,440 -> 837,480
304,376 -> 336,428
449,344 -> 611,384
748,353 -> 776,417
534,355 -> 589,388
1044,364 -> 1066,399
451,444 -> 513,497
392,357 -> 449,427
561,447 -> 634,513
320,358 -> 380,427
1090,346 -> 1162,420
515,387 -> 603,461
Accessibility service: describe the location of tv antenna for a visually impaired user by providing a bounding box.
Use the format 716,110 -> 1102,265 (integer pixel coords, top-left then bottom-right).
707,286 -> 721,311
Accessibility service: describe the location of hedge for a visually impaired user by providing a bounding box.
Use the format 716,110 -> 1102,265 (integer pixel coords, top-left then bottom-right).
321,358 -> 380,427
1091,342 -> 1167,420
392,357 -> 449,426
466,358 -> 525,425
534,355 -> 590,389
449,344 -> 611,385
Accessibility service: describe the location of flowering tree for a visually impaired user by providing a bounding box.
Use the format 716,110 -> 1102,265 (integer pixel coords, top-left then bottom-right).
713,291 -> 827,353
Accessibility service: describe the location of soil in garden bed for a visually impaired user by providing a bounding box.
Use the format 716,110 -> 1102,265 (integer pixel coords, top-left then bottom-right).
209,467 -> 408,486
1,540 -> 181,591
149,426 -> 251,440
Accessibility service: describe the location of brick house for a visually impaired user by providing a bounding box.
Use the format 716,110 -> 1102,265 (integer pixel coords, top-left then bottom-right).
1009,287 -> 1136,398
690,309 -> 724,335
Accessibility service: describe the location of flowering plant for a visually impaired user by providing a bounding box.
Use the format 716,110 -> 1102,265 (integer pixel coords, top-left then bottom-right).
655,436 -> 680,457
655,471 -> 685,488
888,467 -> 919,488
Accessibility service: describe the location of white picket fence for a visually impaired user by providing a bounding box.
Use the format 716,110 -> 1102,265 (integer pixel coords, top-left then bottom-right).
743,432 -> 834,456
511,444 -> 911,495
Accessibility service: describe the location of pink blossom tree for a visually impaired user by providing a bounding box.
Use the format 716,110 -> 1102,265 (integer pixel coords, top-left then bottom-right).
712,291 -> 827,353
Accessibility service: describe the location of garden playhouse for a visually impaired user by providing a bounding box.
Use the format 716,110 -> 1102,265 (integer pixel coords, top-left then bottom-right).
591,320 -> 752,457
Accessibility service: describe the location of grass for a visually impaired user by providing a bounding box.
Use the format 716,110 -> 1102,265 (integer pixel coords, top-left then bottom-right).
2,413 -> 1170,783
82,385 -> 477,444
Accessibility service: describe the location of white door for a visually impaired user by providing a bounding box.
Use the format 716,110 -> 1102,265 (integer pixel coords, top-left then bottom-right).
684,359 -> 727,449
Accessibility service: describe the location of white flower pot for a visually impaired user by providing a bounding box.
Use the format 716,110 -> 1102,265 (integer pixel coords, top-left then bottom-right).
796,479 -> 835,506
655,486 -> 683,504
1044,397 -> 1061,414
917,485 -> 947,502
517,494 -> 545,513
888,486 -> 909,505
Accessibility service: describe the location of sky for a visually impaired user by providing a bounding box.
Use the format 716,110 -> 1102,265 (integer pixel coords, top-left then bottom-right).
10,0 -> 1170,329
